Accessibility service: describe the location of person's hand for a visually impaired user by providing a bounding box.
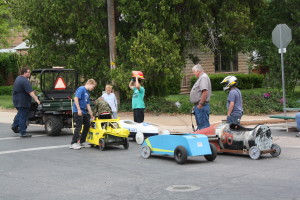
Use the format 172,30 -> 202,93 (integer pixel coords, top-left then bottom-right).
36,99 -> 41,105
78,109 -> 82,116
91,115 -> 95,121
197,104 -> 203,109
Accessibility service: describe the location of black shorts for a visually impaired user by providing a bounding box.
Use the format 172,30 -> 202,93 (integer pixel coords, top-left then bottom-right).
133,108 -> 144,123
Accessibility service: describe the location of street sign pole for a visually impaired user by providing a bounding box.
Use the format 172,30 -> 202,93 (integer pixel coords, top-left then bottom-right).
272,24 -> 292,116
280,47 -> 287,115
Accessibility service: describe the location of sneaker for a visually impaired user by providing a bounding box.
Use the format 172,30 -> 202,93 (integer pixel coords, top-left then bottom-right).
296,132 -> 300,137
11,126 -> 20,133
20,133 -> 32,138
69,143 -> 81,150
80,142 -> 91,148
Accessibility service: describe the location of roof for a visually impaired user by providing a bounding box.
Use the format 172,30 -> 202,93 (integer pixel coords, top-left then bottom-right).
13,40 -> 30,50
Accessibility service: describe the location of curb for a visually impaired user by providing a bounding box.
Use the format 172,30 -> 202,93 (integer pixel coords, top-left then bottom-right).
240,119 -> 290,126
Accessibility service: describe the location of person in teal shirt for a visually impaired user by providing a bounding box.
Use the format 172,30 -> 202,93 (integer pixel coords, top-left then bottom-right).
129,76 -> 145,123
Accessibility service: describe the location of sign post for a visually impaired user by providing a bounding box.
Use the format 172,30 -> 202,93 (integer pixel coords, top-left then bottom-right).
272,24 -> 292,115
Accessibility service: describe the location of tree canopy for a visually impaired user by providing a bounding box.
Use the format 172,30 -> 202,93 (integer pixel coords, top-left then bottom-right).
9,0 -> 300,97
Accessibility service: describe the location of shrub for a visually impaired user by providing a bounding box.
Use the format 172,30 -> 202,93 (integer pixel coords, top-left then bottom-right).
0,86 -> 13,95
190,73 -> 264,91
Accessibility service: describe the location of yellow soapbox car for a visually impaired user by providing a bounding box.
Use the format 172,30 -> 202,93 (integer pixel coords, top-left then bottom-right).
86,113 -> 130,151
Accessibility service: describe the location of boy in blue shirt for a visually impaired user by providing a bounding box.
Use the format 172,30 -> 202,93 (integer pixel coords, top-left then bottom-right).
69,79 -> 97,150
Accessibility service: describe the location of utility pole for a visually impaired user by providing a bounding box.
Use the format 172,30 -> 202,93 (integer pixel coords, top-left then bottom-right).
107,0 -> 116,69
107,0 -> 120,103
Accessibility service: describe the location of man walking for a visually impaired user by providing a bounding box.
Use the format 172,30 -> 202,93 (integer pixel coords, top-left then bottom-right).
12,67 -> 40,137
190,64 -> 212,130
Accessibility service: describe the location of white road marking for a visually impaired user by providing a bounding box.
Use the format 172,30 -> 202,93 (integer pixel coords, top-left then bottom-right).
0,145 -> 69,155
0,135 -> 46,141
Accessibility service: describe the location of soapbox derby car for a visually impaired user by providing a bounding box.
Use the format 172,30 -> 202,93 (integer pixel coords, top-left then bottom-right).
194,123 -> 281,160
120,120 -> 159,144
140,133 -> 217,164
86,113 -> 130,150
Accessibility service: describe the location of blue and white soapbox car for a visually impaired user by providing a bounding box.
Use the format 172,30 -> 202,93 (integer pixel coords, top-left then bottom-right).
120,120 -> 159,144
140,133 -> 217,164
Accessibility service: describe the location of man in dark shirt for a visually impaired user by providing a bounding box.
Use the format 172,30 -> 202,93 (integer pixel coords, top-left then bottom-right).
12,67 -> 40,137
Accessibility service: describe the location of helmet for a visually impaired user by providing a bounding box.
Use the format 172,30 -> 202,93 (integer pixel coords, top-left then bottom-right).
220,76 -> 237,91
132,71 -> 144,79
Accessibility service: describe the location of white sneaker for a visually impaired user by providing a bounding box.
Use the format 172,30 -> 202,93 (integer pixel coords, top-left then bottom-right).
80,142 -> 91,148
296,132 -> 300,137
69,143 -> 81,150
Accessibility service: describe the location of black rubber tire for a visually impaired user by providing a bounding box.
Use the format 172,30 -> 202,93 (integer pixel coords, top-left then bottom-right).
204,143 -> 218,161
99,139 -> 105,151
45,115 -> 63,136
123,138 -> 129,150
174,146 -> 188,164
270,143 -> 281,157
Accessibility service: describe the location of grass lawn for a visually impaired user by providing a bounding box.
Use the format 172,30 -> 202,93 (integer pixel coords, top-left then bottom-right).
2,87 -> 300,115
0,95 -> 14,109
166,87 -> 300,115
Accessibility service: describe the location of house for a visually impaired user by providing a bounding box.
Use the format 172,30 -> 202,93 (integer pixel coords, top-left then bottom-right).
180,48 -> 249,94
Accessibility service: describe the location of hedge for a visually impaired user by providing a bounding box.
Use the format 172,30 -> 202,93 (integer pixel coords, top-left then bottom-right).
0,86 -> 13,95
190,73 -> 264,91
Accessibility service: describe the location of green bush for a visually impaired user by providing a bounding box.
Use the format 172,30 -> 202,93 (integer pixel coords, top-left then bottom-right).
0,86 -> 13,95
119,96 -> 179,113
190,74 -> 264,91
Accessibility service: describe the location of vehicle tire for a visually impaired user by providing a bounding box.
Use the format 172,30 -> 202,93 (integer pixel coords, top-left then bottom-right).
174,146 -> 188,164
135,131 -> 144,145
123,138 -> 129,150
204,143 -> 218,161
45,115 -> 63,136
99,139 -> 105,151
249,146 -> 261,160
270,143 -> 281,157
141,146 -> 151,158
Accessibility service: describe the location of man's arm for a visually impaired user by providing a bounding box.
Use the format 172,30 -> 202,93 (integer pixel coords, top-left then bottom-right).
197,90 -> 208,109
87,104 -> 94,120
227,101 -> 234,116
74,97 -> 82,116
135,77 -> 141,90
29,91 -> 40,105
129,80 -> 134,90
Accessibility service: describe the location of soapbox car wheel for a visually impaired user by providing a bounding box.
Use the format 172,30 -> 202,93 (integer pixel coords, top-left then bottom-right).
135,131 -> 144,145
249,146 -> 261,160
123,138 -> 129,150
174,146 -> 188,164
270,143 -> 281,157
98,139 -> 105,151
204,143 -> 218,162
141,146 -> 151,158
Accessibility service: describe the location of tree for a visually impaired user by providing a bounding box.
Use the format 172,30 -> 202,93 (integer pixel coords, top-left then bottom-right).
12,0 -> 110,93
250,0 -> 300,94
0,0 -> 12,48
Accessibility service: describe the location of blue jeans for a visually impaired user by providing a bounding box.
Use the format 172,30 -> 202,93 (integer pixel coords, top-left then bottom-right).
12,107 -> 30,135
227,115 -> 242,125
194,104 -> 210,130
296,113 -> 300,131
112,112 -> 118,119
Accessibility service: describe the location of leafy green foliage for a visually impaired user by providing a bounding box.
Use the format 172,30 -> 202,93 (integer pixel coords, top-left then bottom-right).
190,74 -> 264,91
0,53 -> 20,85
0,86 -> 13,95
249,0 -> 300,95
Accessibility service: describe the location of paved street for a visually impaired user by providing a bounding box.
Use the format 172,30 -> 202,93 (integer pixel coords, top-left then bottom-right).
0,121 -> 299,200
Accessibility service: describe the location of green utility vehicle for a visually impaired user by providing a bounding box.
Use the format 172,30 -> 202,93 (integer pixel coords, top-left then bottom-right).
28,68 -> 79,136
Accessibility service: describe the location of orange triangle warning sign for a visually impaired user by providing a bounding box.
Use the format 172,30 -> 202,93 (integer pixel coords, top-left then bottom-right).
54,77 -> 67,90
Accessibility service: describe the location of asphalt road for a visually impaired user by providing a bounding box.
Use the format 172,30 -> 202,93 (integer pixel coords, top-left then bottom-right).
0,122 -> 299,200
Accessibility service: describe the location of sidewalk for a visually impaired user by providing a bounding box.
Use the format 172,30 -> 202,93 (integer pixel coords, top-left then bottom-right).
1,109 -> 297,133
